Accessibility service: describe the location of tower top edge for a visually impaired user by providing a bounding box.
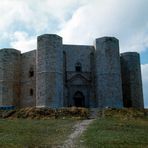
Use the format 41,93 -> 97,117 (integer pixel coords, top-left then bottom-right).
120,52 -> 139,56
95,36 -> 118,41
37,34 -> 62,40
0,48 -> 21,53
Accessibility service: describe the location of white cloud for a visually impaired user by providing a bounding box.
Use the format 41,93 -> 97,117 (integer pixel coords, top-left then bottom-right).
0,0 -> 148,52
0,0 -> 82,33
10,31 -> 36,52
0,0 -> 84,49
141,64 -> 148,108
59,0 -> 148,52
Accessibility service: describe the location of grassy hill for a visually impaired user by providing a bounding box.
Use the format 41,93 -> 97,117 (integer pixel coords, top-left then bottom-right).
0,118 -> 78,147
0,108 -> 147,147
78,108 -> 148,148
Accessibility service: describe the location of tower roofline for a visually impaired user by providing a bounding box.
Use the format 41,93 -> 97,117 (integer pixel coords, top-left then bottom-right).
0,48 -> 21,53
120,52 -> 139,56
37,34 -> 62,40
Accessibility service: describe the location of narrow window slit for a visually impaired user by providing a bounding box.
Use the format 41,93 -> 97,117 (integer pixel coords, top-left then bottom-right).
30,89 -> 33,96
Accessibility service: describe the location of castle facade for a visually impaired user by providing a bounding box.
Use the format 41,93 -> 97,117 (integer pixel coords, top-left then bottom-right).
0,34 -> 144,109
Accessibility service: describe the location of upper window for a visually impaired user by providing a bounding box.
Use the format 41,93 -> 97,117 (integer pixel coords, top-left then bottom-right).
75,62 -> 82,72
29,67 -> 34,77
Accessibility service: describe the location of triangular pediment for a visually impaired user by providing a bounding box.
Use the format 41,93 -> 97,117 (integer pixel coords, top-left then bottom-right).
68,74 -> 89,85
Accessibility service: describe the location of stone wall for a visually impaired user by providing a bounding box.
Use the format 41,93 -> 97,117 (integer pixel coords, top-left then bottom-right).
0,34 -> 144,109
20,50 -> 36,107
63,45 -> 95,72
63,45 -> 96,107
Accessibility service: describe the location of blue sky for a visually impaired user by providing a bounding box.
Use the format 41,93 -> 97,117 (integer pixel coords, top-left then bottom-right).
0,0 -> 148,108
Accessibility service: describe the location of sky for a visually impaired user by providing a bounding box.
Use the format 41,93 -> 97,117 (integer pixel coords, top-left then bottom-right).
0,0 -> 148,108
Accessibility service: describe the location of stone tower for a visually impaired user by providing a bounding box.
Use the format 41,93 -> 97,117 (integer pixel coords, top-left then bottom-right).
94,37 -> 123,108
120,52 -> 144,108
0,48 -> 21,106
36,34 -> 63,108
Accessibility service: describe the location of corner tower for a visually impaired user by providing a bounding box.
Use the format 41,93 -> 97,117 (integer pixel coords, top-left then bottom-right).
36,34 -> 63,108
0,48 -> 21,106
94,37 -> 123,108
120,52 -> 144,108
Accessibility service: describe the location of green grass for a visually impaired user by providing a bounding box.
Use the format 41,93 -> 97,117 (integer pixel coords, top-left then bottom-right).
78,117 -> 148,148
0,118 -> 77,147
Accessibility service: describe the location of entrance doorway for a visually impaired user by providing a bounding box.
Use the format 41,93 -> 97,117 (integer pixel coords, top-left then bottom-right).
73,91 -> 85,107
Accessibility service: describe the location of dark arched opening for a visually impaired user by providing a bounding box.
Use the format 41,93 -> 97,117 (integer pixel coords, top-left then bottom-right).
29,67 -> 34,77
73,91 -> 85,107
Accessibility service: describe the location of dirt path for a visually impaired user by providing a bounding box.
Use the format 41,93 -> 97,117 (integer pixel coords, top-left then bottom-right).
60,119 -> 94,148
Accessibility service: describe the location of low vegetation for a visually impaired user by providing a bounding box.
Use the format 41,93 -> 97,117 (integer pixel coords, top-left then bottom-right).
0,107 -> 88,147
103,108 -> 148,119
0,118 -> 78,147
0,108 -> 147,147
78,108 -> 148,148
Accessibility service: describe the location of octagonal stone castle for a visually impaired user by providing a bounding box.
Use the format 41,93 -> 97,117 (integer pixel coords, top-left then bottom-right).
0,34 -> 144,109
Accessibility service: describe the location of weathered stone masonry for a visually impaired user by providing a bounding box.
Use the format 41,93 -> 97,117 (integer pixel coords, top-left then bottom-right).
0,34 -> 144,109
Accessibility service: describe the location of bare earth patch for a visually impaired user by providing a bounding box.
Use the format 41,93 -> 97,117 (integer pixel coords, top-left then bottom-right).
60,119 -> 94,148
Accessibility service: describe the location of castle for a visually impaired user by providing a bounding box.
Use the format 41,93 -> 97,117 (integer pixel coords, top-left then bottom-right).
0,34 -> 144,109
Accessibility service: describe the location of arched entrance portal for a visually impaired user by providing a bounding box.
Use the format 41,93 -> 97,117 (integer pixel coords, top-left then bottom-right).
73,91 -> 85,107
